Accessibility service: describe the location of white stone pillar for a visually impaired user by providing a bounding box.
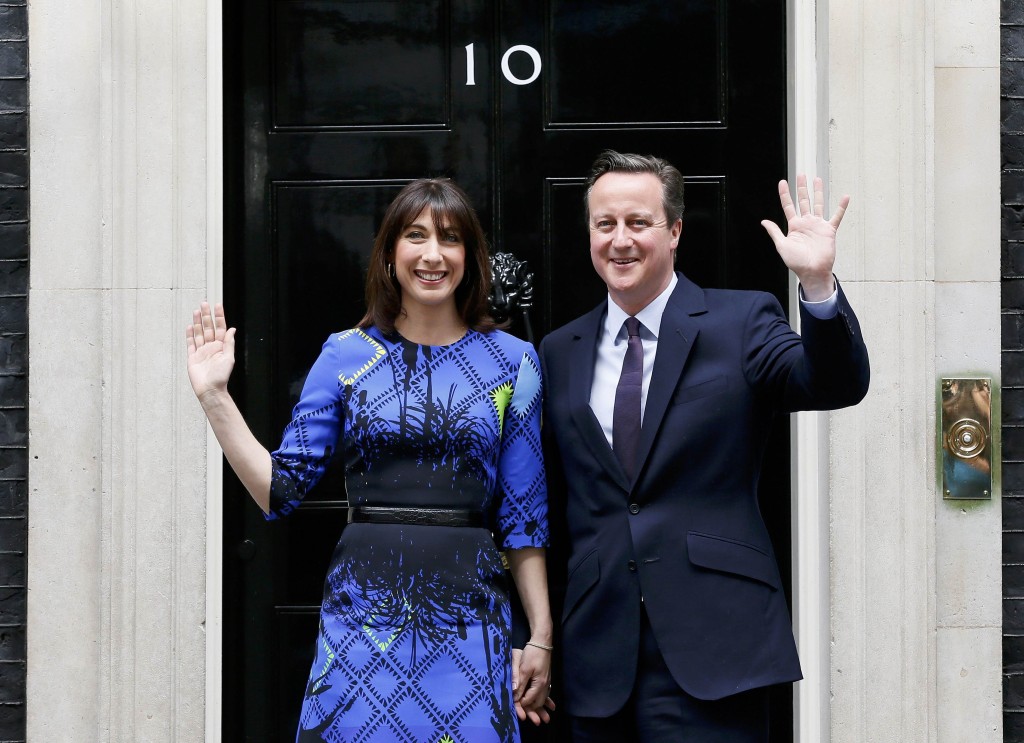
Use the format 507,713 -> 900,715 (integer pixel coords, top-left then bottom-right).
826,0 -> 1002,740
931,0 -> 1002,738
27,0 -> 212,739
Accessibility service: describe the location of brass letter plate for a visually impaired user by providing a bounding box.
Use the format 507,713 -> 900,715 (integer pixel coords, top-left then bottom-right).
940,377 -> 992,500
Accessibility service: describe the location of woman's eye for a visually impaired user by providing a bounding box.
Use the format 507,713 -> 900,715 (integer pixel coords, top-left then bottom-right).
406,230 -> 424,240
444,233 -> 460,243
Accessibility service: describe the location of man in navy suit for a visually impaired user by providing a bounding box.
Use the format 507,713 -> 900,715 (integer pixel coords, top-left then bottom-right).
538,151 -> 870,742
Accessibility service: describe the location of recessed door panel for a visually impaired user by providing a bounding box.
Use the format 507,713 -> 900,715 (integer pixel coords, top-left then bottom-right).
273,0 -> 450,129
272,180 -> 405,409
547,0 -> 724,127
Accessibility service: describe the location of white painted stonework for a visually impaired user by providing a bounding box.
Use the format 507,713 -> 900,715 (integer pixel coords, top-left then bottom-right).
27,0 -> 213,740
826,0 -> 1002,741
24,0 -> 1002,740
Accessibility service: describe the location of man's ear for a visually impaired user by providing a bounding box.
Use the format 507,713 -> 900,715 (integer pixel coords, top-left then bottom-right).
670,218 -> 682,247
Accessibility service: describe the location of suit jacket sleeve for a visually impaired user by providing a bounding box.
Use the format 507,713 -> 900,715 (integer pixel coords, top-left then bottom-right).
743,280 -> 869,412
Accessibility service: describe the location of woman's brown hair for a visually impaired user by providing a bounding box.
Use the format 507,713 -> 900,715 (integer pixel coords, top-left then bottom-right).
358,178 -> 496,335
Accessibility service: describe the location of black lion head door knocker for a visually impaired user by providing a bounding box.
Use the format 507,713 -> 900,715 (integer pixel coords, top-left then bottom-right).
488,251 -> 535,346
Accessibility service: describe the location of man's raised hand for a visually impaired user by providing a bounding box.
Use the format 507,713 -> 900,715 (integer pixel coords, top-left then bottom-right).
760,174 -> 849,302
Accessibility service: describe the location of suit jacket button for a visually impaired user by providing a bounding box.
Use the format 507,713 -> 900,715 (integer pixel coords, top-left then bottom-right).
628,502 -> 640,514
627,560 -> 637,572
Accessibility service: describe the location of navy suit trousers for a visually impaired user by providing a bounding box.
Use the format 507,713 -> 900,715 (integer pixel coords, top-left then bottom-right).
569,606 -> 769,743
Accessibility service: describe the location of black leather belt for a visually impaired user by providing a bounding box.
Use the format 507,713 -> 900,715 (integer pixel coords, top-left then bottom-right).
347,506 -> 485,528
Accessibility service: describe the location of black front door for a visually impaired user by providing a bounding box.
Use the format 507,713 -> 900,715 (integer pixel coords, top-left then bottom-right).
223,1 -> 789,739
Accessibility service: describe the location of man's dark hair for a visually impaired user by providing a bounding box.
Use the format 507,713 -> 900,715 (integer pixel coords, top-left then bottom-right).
584,150 -> 685,226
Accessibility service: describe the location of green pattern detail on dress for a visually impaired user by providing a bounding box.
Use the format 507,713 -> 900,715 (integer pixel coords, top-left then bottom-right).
360,601 -> 412,652
309,634 -> 335,695
335,328 -> 387,385
489,381 -> 514,435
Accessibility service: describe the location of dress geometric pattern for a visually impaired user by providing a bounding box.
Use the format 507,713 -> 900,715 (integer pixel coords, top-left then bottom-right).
267,327 -> 548,743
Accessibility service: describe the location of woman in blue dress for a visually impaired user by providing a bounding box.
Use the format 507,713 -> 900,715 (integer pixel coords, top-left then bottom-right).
186,179 -> 553,742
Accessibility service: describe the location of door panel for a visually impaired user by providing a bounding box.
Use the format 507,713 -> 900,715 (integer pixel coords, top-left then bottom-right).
547,1 -> 724,126
272,1 -> 451,129
224,1 -> 790,739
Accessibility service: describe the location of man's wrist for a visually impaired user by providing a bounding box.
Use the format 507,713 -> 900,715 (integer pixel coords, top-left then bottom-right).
798,274 -> 836,303
799,277 -> 840,320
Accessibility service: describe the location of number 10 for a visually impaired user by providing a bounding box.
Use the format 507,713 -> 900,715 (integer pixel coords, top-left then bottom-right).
465,43 -> 542,86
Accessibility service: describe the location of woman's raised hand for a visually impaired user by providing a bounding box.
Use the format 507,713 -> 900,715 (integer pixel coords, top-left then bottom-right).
185,301 -> 236,401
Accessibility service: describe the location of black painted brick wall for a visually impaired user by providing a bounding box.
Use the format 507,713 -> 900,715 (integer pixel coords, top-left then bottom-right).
1007,1 -> 1024,739
0,2 -> 25,741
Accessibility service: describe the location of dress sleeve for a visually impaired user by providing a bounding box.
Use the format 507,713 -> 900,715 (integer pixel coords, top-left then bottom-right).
266,335 -> 345,520
494,345 -> 549,549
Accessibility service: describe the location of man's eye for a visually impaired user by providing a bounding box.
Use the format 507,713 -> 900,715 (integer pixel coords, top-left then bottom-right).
631,219 -> 649,228
595,220 -> 613,229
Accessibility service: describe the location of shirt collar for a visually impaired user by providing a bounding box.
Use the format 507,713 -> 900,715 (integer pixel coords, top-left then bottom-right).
604,273 -> 678,342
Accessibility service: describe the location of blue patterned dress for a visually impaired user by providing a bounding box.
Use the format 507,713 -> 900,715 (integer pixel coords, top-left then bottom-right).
267,327 -> 548,743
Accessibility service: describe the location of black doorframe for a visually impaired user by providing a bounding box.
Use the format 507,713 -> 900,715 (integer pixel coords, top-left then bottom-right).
220,2 -> 794,740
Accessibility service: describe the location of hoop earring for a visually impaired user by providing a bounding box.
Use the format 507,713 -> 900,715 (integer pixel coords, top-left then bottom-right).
387,263 -> 396,279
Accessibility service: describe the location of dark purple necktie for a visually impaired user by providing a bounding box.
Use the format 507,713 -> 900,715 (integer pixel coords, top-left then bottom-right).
613,317 -> 643,479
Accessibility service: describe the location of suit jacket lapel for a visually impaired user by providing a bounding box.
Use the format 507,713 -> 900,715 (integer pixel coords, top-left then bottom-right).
567,303 -> 632,491
633,274 -> 705,484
